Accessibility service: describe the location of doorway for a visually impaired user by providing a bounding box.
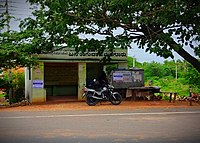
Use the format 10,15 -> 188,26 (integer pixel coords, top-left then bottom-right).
44,63 -> 78,102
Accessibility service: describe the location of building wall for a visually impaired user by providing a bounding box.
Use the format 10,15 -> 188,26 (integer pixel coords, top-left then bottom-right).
31,62 -> 46,103
25,61 -> 127,103
25,49 -> 128,103
25,67 -> 32,102
78,63 -> 86,100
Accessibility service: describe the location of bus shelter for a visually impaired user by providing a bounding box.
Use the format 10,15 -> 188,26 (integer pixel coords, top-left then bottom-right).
25,48 -> 128,103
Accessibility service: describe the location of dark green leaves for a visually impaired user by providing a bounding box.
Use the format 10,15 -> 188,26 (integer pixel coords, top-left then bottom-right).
1,0 -> 200,71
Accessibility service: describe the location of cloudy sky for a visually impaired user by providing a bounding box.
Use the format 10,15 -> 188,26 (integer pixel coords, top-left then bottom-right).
1,0 -> 196,63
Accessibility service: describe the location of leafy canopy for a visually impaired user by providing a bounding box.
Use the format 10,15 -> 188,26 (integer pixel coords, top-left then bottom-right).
1,0 -> 200,72
0,3 -> 36,68
22,0 -> 200,72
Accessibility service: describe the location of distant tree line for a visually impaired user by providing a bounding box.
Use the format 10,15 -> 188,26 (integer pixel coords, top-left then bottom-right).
128,57 -> 200,95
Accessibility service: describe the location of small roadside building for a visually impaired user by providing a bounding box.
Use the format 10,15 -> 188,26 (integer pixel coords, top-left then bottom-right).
25,48 -> 128,103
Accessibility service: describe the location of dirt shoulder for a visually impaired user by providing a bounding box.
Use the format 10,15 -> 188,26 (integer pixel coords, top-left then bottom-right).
0,100 -> 200,112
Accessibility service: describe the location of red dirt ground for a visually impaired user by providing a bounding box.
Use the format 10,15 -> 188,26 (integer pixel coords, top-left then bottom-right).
0,100 -> 200,112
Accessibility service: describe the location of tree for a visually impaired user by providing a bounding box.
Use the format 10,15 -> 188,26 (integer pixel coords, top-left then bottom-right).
143,62 -> 165,78
20,0 -> 200,72
0,30 -> 37,68
0,0 -> 38,104
184,62 -> 200,89
0,1 -> 36,69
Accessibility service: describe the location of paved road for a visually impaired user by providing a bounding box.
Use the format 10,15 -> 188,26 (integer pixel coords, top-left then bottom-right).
0,108 -> 200,143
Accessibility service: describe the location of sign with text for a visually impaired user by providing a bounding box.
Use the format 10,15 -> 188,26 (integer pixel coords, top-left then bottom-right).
33,80 -> 44,88
111,69 -> 144,89
38,48 -> 127,61
113,71 -> 132,82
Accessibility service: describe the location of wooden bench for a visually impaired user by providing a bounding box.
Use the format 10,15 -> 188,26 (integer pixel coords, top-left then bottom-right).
126,86 -> 161,101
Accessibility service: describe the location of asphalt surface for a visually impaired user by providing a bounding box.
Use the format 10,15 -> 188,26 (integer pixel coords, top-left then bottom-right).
0,108 -> 200,143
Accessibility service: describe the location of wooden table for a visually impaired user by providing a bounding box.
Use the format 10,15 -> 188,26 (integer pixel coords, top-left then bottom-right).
127,86 -> 161,100
159,91 -> 177,103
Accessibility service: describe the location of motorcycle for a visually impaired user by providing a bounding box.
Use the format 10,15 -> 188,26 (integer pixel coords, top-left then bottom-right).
82,79 -> 122,106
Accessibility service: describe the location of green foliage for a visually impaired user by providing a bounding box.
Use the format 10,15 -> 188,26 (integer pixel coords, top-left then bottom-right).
0,93 -> 6,98
128,57 -> 142,68
0,3 -> 37,68
0,74 -> 9,96
143,62 -> 165,78
105,64 -> 117,75
106,56 -> 141,75
184,62 -> 200,88
128,57 -> 133,68
1,0 -> 200,72
21,0 -> 200,72
141,60 -> 200,96
0,30 -> 38,68
127,57 -> 199,97
1,70 -> 25,103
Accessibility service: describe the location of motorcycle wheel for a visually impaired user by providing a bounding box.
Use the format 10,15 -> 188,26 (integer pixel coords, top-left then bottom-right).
110,92 -> 122,105
86,93 -> 98,106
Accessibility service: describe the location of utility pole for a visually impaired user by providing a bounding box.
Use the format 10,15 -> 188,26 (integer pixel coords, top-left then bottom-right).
132,57 -> 136,67
5,0 -> 9,31
5,0 -> 13,104
175,60 -> 178,80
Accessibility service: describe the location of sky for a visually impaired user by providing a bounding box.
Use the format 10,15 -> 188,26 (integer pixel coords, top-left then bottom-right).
1,0 -> 196,63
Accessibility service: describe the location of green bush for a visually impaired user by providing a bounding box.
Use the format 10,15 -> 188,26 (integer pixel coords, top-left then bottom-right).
13,72 -> 25,102
140,60 -> 200,99
162,94 -> 170,100
1,70 -> 25,103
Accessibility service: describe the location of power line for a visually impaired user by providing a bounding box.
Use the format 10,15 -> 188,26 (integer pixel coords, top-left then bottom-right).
0,0 -> 33,17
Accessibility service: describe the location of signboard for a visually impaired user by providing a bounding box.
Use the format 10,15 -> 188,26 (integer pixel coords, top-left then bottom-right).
111,69 -> 144,89
132,71 -> 143,82
113,73 -> 123,81
33,80 -> 44,88
38,48 -> 127,61
113,71 -> 132,82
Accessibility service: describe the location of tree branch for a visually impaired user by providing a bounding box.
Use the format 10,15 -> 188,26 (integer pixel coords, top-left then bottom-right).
168,39 -> 200,73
